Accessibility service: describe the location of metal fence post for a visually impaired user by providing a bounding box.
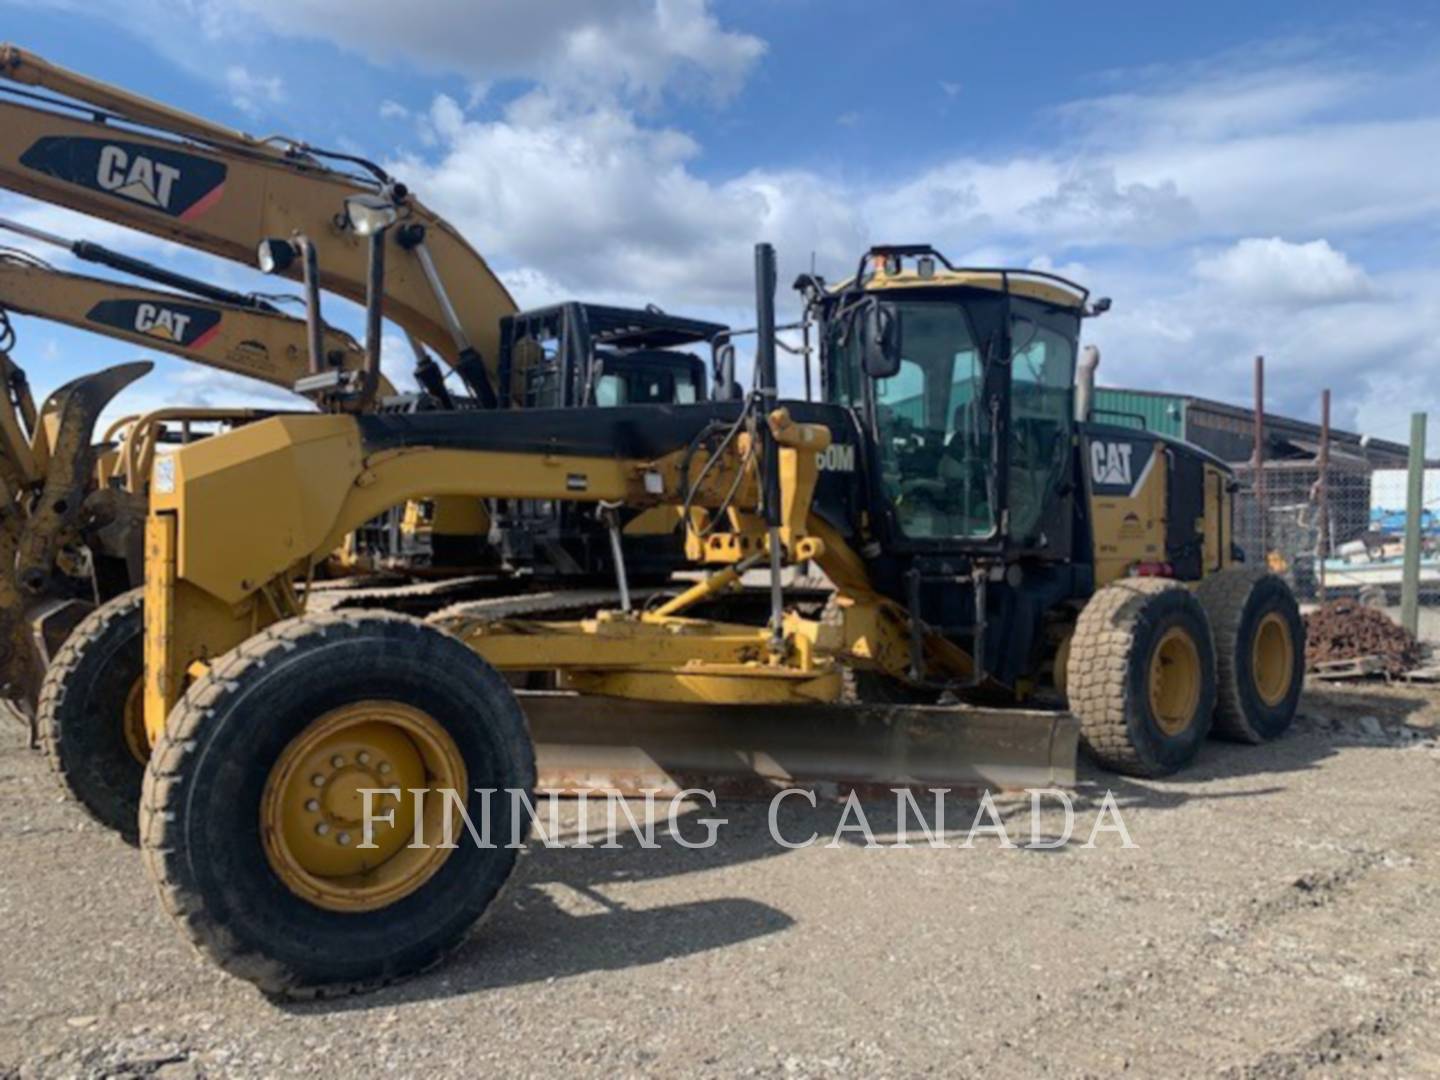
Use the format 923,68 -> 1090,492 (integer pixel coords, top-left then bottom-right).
1253,355 -> 1266,558
1317,389 -> 1330,600
1401,412 -> 1427,636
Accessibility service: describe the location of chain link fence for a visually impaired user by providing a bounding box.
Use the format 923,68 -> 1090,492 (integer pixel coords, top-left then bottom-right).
1231,439 -> 1440,645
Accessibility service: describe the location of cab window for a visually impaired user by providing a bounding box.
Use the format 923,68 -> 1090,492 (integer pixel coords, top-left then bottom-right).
594,374 -> 625,406
872,302 -> 994,540
1008,311 -> 1075,541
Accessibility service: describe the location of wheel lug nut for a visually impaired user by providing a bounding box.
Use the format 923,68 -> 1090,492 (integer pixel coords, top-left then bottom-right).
337,832 -> 351,846
305,799 -> 319,812
331,755 -> 345,768
315,823 -> 330,836
378,762 -> 391,774
311,774 -> 325,787
357,752 -> 370,765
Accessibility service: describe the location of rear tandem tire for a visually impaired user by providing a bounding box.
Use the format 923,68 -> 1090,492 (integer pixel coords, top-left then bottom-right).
37,588 -> 146,843
139,610 -> 536,999
1195,568 -> 1304,743
1067,578 -> 1216,777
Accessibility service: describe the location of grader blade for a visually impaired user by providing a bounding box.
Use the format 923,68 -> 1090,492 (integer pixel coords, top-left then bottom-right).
517,692 -> 1079,798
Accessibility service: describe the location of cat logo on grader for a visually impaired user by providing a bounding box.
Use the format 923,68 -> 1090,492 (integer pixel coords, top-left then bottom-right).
1090,440 -> 1134,487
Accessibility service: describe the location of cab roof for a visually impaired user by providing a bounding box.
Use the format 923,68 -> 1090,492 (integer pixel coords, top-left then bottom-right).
861,266 -> 1088,310
826,247 -> 1091,311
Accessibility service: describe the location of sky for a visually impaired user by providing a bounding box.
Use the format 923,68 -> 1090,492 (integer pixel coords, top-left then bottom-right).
0,0 -> 1437,444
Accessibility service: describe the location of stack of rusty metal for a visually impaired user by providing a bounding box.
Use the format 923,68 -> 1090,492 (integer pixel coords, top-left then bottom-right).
1304,598 -> 1422,676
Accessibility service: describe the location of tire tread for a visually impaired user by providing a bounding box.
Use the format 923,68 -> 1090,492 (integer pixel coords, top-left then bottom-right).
1067,578 -> 1210,777
140,609 -> 520,1000
37,587 -> 145,841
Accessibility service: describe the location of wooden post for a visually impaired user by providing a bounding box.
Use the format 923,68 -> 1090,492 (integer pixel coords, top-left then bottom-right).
1401,412 -> 1427,637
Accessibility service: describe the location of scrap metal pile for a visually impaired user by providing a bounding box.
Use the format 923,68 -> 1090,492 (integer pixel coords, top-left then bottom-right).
1304,598 -> 1421,676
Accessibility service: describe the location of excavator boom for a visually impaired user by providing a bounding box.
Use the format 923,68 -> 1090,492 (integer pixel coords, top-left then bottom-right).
0,257 -> 391,395
0,45 -> 516,388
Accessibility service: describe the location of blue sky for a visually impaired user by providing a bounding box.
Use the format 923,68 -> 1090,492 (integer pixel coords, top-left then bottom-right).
2,0 -> 1438,443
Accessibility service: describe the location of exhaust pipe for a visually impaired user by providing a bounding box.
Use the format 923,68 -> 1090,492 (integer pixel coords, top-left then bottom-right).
1075,344 -> 1099,423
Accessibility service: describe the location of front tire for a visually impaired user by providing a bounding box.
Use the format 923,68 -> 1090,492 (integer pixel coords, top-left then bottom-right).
140,611 -> 535,998
1196,569 -> 1304,743
37,588 -> 147,842
1068,579 -> 1216,777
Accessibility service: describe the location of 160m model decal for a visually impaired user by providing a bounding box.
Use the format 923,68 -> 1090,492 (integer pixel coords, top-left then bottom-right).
86,299 -> 223,350
19,136 -> 227,219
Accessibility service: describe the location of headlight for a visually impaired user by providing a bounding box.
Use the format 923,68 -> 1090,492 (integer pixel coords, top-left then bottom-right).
256,238 -> 296,274
345,194 -> 398,237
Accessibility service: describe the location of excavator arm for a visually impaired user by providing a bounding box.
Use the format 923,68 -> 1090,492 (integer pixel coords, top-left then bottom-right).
0,44 -> 516,395
0,256 -> 392,396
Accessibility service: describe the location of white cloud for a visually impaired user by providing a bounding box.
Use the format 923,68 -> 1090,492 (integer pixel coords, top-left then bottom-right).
223,64 -> 285,115
388,93 -> 866,309
198,0 -> 764,105
1109,116 -> 1440,238
1082,255 -> 1437,444
1059,66 -> 1361,144
1193,237 -> 1372,307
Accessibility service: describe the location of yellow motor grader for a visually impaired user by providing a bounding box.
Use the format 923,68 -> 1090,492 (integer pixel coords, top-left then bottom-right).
42,235 -> 1301,997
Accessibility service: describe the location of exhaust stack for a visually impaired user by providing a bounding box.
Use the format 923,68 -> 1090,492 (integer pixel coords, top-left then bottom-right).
1076,344 -> 1100,423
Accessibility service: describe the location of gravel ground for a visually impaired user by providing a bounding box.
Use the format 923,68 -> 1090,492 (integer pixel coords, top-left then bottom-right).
1,681 -> 1438,1079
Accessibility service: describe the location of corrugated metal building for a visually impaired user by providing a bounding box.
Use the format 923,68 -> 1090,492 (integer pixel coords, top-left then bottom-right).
1092,387 -> 1410,467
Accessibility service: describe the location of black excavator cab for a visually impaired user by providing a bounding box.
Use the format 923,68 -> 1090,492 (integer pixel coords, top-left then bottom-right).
489,302 -> 724,581
497,302 -> 716,410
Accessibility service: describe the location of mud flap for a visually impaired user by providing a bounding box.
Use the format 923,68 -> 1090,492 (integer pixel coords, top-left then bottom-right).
518,692 -> 1079,798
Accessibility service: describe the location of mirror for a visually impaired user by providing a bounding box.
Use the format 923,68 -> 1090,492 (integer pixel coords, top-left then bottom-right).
858,298 -> 902,379
713,342 -> 738,400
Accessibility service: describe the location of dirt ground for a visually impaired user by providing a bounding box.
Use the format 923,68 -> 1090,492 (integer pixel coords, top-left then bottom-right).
1,680 -> 1438,1079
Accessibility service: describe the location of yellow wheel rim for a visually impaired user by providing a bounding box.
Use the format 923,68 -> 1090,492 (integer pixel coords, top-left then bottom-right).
1252,612 -> 1294,707
121,676 -> 149,765
261,701 -> 467,913
1148,627 -> 1201,736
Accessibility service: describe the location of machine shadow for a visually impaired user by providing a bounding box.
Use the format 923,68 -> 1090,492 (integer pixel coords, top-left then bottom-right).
1075,680 -> 1435,813
285,794 -> 1020,1013
287,680 -> 1434,1012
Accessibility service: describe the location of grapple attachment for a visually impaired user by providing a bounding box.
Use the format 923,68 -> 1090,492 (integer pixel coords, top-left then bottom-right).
1,361 -> 150,723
